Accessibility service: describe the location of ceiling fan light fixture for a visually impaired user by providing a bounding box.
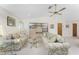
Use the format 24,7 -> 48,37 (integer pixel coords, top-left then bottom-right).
48,4 -> 66,17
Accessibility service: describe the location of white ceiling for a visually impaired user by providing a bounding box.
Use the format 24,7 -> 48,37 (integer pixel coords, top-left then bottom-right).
0,4 -> 49,19
0,4 -> 79,21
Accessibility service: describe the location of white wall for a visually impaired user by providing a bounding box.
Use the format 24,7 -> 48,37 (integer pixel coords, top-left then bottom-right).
49,15 -> 79,37
0,6 -> 50,36
1,4 -> 79,37
0,7 -> 20,36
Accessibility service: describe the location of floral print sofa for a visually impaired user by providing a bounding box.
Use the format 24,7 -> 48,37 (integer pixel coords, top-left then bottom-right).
0,31 -> 28,55
42,32 -> 70,55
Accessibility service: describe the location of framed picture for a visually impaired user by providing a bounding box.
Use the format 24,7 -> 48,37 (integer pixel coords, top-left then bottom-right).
50,24 -> 54,29
7,16 -> 16,26
66,25 -> 69,28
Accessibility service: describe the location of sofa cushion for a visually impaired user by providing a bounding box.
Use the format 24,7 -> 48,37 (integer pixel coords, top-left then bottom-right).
43,32 -> 65,43
56,35 -> 65,43
43,33 -> 57,43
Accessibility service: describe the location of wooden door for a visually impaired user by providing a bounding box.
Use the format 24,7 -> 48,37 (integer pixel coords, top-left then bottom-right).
73,23 -> 77,37
58,23 -> 62,36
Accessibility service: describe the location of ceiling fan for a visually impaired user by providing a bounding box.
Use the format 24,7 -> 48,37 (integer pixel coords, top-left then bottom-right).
48,4 -> 66,17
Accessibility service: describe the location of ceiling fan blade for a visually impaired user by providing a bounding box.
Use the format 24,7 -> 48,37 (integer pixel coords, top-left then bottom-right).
48,5 -> 53,9
58,7 -> 66,12
50,12 -> 57,17
50,12 -> 61,16
57,13 -> 62,15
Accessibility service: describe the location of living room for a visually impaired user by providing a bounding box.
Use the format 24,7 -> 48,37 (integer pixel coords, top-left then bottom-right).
0,4 -> 79,55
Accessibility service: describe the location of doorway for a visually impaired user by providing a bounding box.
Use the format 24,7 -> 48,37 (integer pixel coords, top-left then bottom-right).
58,23 -> 62,36
73,23 -> 77,37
